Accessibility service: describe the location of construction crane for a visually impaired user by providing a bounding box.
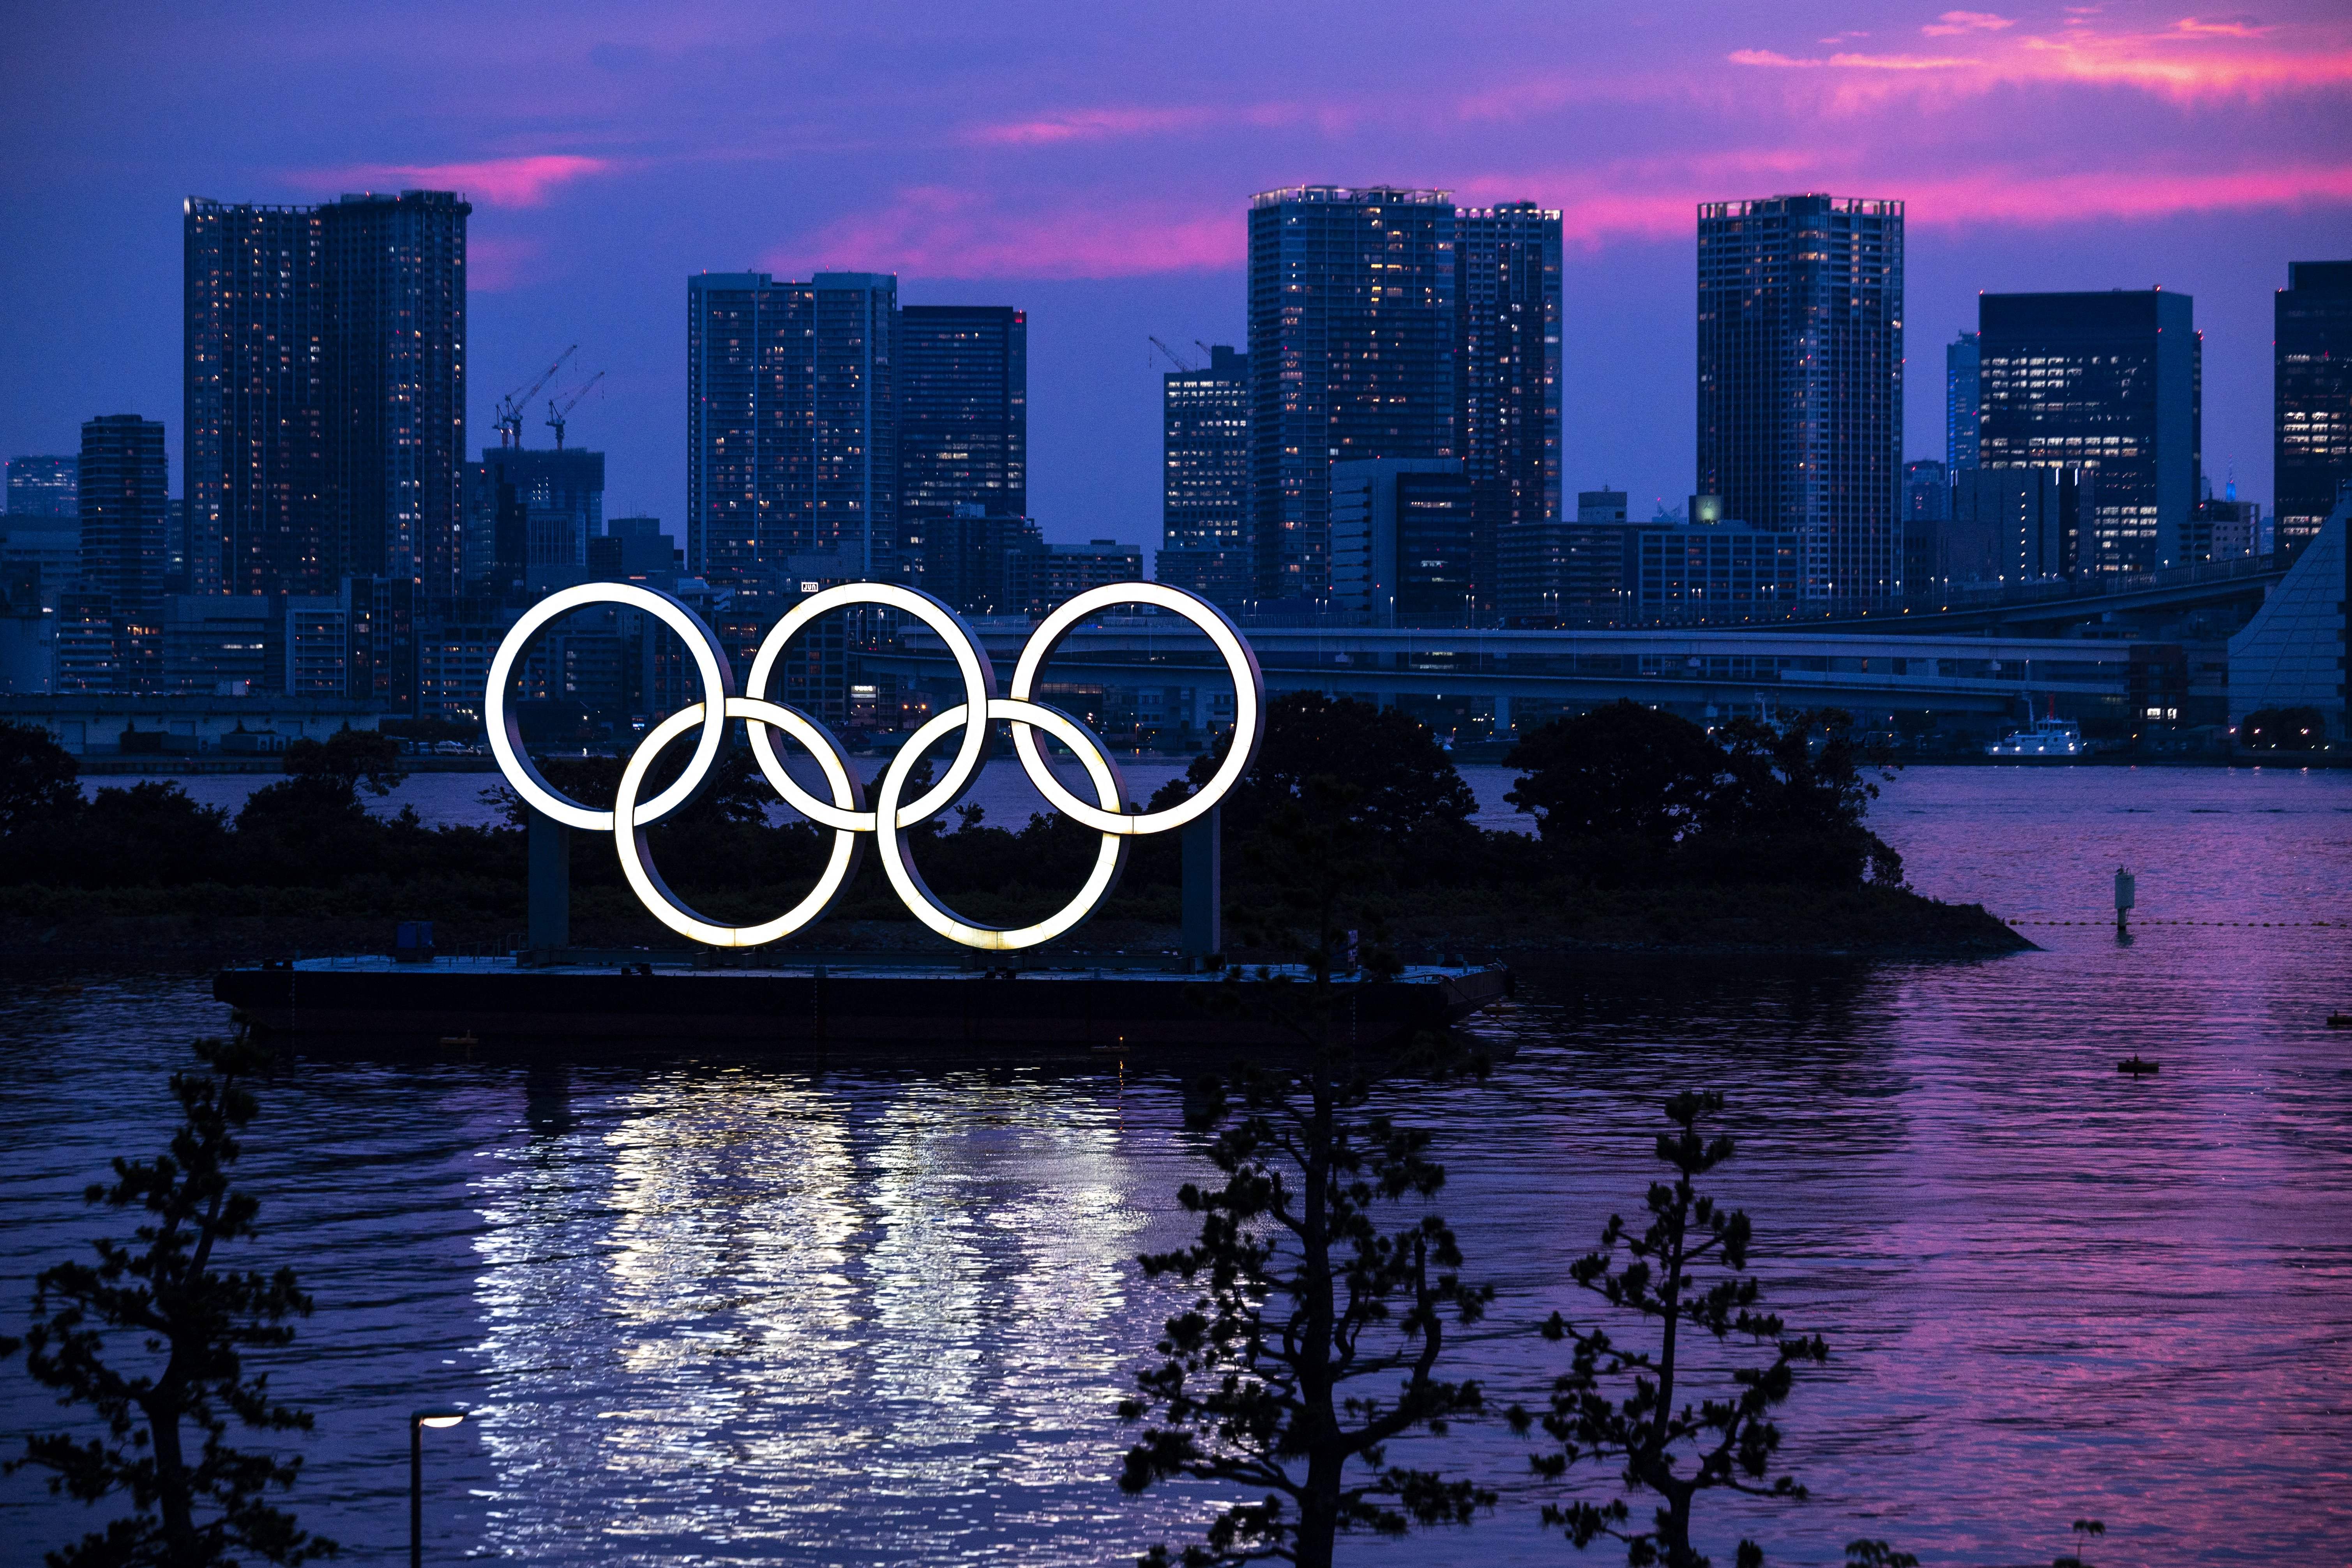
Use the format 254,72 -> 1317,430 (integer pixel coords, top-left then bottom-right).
494,345 -> 576,448
1148,335 -> 1198,373
545,370 -> 604,450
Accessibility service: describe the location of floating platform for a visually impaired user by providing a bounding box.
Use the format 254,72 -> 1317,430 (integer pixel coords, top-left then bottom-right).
214,955 -> 1513,1060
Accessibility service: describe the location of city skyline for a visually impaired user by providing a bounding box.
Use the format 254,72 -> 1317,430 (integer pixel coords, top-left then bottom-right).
2,2 -> 2345,546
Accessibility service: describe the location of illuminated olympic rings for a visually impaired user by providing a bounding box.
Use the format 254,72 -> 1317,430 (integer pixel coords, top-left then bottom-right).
486,580 -> 1265,951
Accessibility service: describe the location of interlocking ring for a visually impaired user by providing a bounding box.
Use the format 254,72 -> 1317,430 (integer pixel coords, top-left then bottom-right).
488,580 -> 1264,950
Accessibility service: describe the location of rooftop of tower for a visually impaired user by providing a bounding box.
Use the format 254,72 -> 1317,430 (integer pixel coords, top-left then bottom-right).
1249,185 -> 1453,208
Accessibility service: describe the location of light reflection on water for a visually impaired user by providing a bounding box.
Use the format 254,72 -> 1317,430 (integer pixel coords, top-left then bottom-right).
4,766 -> 2350,1564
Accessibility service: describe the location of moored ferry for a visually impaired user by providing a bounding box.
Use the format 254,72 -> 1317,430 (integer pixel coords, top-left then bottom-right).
1986,717 -> 2085,757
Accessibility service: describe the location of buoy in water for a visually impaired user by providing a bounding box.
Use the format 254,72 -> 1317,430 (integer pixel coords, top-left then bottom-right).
2117,1056 -> 2160,1076
2327,1013 -> 2352,1029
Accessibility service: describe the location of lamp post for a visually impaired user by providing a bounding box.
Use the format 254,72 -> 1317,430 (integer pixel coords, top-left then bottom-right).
409,1407 -> 466,1568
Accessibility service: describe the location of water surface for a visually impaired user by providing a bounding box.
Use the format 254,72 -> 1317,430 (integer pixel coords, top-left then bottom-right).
6,766 -> 2349,1564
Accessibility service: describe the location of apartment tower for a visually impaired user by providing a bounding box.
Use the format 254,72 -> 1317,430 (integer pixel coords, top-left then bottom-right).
1695,193 -> 1904,602
2276,260 -> 2352,563
1978,289 -> 2200,574
1247,186 -> 1456,602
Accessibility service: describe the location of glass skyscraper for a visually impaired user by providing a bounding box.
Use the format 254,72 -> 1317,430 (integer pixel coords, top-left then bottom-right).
1158,344 -> 1252,606
1946,331 -> 1981,469
184,197 -> 325,598
1457,203 -> 1563,615
1979,289 -> 2200,575
184,190 -> 468,600
1247,186 -> 1457,602
2275,260 -> 2352,563
320,192 -> 470,599
78,415 -> 169,618
898,305 -> 1026,523
687,271 -> 899,579
1695,193 -> 1904,603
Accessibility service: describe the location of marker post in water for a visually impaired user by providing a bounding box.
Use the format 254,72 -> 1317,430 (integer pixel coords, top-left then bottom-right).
2115,866 -> 2136,935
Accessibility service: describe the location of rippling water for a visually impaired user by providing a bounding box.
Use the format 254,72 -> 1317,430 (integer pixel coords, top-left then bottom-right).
7,765 -> 2350,1565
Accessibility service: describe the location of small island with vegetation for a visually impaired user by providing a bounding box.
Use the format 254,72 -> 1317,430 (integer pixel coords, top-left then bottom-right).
0,697 -> 2025,972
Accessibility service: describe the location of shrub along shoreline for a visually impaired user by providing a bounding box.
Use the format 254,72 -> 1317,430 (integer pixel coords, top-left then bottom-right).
0,701 -> 2025,976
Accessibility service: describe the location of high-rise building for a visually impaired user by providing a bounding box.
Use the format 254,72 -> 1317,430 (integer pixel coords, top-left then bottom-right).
1903,458 -> 1950,597
184,190 -> 468,599
2275,260 -> 2352,563
1496,487 -> 1631,624
1248,186 -> 1457,602
1979,289 -> 2200,575
321,192 -> 470,598
1947,332 -> 1981,469
1942,466 -> 2091,587
687,271 -> 899,579
1162,345 -> 1251,556
898,305 -> 1026,524
1455,203 -> 1563,610
1158,344 -> 1252,607
464,446 -> 604,592
1329,458 -> 1476,626
1625,516 -> 1802,627
814,274 -> 898,580
1695,193 -> 1904,603
78,415 -> 170,619
184,198 -> 325,597
5,456 -> 79,517
922,504 -> 1043,616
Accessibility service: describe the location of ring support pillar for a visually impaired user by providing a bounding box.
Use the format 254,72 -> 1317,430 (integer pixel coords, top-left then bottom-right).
1181,806 -> 1221,964
528,807 -> 570,951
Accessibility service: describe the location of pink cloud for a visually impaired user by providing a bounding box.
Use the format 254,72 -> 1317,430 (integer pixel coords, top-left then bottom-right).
1903,161 -> 2352,225
1730,48 -> 1981,71
1731,12 -> 2352,99
1458,152 -> 2352,253
2170,14 -> 2272,38
773,143 -> 2352,283
772,186 -> 1242,281
1923,11 -> 2017,37
966,107 -> 1217,146
291,154 -> 610,207
962,102 -> 1304,147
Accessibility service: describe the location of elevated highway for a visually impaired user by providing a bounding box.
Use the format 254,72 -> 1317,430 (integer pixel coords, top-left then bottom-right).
870,620 -> 2172,726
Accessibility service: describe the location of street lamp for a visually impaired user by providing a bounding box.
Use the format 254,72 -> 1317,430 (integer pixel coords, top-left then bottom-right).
409,1407 -> 467,1568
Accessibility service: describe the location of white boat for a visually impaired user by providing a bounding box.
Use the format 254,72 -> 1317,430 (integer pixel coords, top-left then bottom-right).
1986,717 -> 2085,757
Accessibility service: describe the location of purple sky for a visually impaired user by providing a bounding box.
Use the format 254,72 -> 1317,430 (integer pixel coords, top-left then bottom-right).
3,0 -> 2347,543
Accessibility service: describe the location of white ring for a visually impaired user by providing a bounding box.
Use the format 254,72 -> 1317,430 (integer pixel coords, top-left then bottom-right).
487,579 -> 1262,953
744,583 -> 994,830
612,697 -> 866,948
487,583 -> 733,832
1006,582 -> 1264,836
872,699 -> 1128,951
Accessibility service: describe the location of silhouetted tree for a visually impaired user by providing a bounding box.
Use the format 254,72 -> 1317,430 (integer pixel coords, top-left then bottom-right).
0,718 -> 82,836
1119,796 -> 1492,1566
2052,1517 -> 2105,1568
1708,710 -> 1903,887
1844,1543 -> 1918,1568
1159,693 -> 1478,876
2,1037 -> 336,1566
1119,1043 -> 1494,1566
282,724 -> 404,797
1504,702 -> 1725,848
62,783 -> 235,887
1510,1091 -> 1858,1568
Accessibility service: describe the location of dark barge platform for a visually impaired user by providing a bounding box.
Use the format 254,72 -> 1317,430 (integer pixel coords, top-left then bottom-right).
214,955 -> 1514,1059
